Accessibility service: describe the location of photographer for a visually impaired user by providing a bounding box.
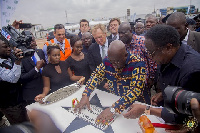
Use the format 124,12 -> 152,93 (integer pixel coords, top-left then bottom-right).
123,25 -> 200,131
0,38 -> 28,124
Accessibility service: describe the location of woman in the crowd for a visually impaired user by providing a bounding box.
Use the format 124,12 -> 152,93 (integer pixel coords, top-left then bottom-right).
65,35 -> 91,83
35,44 -> 84,102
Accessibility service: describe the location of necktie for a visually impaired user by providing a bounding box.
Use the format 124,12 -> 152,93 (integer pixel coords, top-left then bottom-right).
60,43 -> 65,54
102,45 -> 105,59
113,35 -> 117,40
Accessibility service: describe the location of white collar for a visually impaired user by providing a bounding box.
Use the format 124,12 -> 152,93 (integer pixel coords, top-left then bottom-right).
183,29 -> 190,42
112,34 -> 119,38
54,38 -> 65,44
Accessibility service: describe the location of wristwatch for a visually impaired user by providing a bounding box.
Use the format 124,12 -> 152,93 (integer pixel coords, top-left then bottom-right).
110,107 -> 116,114
144,105 -> 150,115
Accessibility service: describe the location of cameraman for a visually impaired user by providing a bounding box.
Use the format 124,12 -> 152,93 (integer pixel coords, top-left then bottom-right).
123,25 -> 200,130
0,38 -> 28,124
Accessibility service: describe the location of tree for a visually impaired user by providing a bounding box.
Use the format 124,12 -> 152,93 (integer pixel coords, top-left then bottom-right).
177,9 -> 187,14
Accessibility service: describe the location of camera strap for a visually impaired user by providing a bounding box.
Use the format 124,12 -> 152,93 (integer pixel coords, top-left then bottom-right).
0,60 -> 12,69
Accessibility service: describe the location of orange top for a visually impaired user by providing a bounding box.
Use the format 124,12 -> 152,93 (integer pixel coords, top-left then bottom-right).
45,38 -> 71,61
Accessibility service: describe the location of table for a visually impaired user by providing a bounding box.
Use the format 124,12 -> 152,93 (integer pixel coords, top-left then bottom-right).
26,85 -> 166,133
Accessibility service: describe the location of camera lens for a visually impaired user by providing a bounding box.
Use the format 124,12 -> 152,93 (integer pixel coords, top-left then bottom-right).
164,86 -> 200,115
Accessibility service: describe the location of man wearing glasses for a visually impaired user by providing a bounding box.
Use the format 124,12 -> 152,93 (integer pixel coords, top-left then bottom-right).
123,25 -> 200,130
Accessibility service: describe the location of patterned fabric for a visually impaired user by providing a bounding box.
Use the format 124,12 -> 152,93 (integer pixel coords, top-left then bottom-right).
83,53 -> 150,113
127,34 -> 157,86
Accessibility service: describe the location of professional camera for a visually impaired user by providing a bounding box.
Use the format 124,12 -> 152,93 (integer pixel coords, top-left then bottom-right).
0,24 -> 35,59
164,86 -> 200,115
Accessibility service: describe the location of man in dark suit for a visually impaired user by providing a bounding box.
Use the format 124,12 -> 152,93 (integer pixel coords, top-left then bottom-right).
107,18 -> 121,40
166,12 -> 200,53
20,37 -> 45,105
88,24 -> 113,90
78,19 -> 90,39
88,24 -> 113,72
78,19 -> 96,44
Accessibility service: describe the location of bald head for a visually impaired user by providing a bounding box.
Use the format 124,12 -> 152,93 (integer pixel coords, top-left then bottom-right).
82,32 -> 92,39
118,22 -> 133,44
136,22 -> 144,27
108,40 -> 126,53
145,15 -> 158,30
135,22 -> 144,35
119,22 -> 131,30
166,12 -> 187,41
82,32 -> 92,47
108,40 -> 127,69
166,12 -> 186,25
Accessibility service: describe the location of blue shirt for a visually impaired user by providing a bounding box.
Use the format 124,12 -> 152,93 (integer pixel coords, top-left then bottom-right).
0,58 -> 21,83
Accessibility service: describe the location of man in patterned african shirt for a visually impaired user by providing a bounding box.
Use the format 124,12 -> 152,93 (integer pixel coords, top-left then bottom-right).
74,40 -> 149,124
118,22 -> 157,91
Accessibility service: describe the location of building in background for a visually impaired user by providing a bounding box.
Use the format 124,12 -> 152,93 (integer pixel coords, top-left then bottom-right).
159,5 -> 196,16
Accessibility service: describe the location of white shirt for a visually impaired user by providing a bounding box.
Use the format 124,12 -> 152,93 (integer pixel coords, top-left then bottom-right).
54,38 -> 65,52
0,58 -> 21,83
43,38 -> 67,63
99,39 -> 109,58
182,29 -> 189,45
112,34 -> 119,40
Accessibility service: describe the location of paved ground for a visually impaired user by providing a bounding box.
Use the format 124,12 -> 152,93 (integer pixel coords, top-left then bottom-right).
36,38 -> 47,49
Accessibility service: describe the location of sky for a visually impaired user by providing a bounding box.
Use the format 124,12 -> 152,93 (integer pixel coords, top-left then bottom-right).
10,0 -> 200,28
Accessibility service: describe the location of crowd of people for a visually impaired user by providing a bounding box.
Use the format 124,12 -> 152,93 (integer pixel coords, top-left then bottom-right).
0,12 -> 200,133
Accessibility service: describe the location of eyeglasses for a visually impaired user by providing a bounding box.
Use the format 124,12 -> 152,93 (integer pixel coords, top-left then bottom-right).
146,47 -> 160,57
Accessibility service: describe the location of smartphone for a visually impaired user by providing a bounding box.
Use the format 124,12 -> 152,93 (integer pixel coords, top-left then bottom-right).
19,23 -> 32,29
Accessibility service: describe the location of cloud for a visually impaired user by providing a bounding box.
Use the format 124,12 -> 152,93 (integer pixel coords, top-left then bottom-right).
10,0 -> 200,28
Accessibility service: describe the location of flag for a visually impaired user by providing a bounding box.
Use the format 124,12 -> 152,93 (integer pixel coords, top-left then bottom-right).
0,0 -> 20,28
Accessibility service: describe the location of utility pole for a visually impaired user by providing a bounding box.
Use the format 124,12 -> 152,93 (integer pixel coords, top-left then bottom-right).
65,10 -> 68,23
190,0 -> 191,15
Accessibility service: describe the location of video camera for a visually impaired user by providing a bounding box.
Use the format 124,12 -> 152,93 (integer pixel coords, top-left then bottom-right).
164,86 -> 200,115
0,24 -> 35,59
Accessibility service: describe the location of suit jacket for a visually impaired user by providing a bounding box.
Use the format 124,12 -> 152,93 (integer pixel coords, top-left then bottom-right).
20,49 -> 45,101
87,39 -> 113,72
78,32 -> 82,38
187,30 -> 200,53
107,34 -> 112,40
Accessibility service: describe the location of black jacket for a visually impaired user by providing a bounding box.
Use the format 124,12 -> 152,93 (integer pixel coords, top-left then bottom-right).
20,49 -> 45,101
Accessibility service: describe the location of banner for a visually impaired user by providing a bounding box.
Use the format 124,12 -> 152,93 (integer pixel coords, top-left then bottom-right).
0,0 -> 20,28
